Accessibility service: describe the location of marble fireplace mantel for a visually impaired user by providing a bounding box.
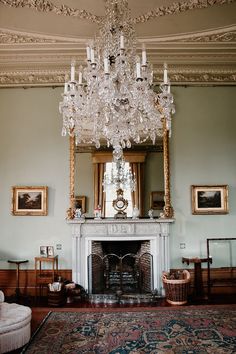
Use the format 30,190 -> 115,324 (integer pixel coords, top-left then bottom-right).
68,218 -> 174,295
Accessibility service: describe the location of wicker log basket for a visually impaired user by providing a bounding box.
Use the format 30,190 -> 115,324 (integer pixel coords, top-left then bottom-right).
162,270 -> 191,305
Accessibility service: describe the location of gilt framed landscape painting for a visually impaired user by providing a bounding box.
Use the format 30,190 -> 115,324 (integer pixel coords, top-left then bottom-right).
12,186 -> 48,216
191,185 -> 228,215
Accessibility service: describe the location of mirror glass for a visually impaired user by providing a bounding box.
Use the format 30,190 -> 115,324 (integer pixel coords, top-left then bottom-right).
74,145 -> 164,217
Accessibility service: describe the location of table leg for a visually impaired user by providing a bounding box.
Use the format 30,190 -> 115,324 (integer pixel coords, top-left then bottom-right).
194,263 -> 204,299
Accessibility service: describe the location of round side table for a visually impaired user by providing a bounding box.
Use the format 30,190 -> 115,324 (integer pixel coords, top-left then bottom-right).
8,259 -> 29,300
182,257 -> 212,300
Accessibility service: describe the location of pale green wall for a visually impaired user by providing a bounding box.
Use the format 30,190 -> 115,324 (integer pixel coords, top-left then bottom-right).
0,88 -> 71,269
170,86 -> 236,268
0,86 -> 235,271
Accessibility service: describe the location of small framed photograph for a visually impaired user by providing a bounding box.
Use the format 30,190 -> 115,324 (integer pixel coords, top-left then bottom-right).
40,246 -> 47,257
191,185 -> 229,215
47,246 -> 54,257
74,196 -> 86,213
12,186 -> 48,216
150,191 -> 165,210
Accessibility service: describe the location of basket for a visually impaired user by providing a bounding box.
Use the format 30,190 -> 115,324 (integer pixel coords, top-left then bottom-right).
162,270 -> 191,305
48,289 -> 66,307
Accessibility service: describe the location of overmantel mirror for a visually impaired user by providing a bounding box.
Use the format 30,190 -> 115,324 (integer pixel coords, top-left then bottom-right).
66,119 -> 173,220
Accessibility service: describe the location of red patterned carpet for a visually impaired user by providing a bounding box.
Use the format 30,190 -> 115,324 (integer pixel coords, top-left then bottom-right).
22,305 -> 236,353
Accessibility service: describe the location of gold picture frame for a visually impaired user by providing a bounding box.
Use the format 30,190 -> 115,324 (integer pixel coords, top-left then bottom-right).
74,196 -> 86,213
191,185 -> 229,215
150,191 -> 165,210
12,186 -> 48,216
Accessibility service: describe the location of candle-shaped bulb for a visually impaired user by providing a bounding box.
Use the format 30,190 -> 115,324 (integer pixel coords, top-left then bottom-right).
64,82 -> 68,94
91,48 -> 95,63
163,62 -> 168,84
71,60 -> 76,81
78,72 -> 82,85
86,45 -> 91,61
104,58 -> 109,74
136,59 -> 141,79
142,44 -> 147,65
120,33 -> 125,50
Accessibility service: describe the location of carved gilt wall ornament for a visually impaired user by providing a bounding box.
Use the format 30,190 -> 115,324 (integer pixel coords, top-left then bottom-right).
0,0 -> 235,24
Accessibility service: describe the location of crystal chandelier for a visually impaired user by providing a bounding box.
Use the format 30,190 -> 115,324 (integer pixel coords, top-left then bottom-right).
59,0 -> 175,160
103,154 -> 136,192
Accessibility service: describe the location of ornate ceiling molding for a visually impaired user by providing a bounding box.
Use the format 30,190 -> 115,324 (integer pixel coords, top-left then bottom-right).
133,0 -> 236,24
0,30 -> 57,44
179,30 -> 236,42
0,0 -> 235,25
0,0 -> 101,24
166,26 -> 236,42
0,68 -> 235,87
1,25 -> 235,45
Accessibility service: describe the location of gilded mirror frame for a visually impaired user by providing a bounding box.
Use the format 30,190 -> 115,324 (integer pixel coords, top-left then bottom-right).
67,118 -> 173,219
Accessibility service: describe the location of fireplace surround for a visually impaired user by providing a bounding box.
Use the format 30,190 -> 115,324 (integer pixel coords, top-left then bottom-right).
68,218 -> 174,296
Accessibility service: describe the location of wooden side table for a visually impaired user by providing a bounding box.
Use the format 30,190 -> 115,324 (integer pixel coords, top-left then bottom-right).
8,259 -> 29,300
35,255 -> 58,298
182,257 -> 212,300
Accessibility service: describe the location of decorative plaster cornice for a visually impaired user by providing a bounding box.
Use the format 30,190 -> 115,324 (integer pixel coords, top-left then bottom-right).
0,71 -> 65,86
0,0 -> 101,23
154,69 -> 236,84
1,26 -> 235,45
0,30 -> 56,43
180,30 -> 236,42
133,0 -> 236,24
0,0 -> 235,25
0,68 -> 235,87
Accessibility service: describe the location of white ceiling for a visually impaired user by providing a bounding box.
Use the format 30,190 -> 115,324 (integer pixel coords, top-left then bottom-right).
0,0 -> 235,86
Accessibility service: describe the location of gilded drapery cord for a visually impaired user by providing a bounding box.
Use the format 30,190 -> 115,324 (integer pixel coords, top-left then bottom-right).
93,162 -> 105,217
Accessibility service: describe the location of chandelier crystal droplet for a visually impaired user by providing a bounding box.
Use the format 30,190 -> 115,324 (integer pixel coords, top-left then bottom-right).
59,0 -> 175,157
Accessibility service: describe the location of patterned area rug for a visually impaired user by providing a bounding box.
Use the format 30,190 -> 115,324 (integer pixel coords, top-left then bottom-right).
23,306 -> 236,353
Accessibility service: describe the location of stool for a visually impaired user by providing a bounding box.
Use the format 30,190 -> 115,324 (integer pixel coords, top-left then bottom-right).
8,259 -> 29,300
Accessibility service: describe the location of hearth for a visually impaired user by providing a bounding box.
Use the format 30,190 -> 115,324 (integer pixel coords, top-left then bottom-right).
68,218 -> 174,295
88,240 -> 153,294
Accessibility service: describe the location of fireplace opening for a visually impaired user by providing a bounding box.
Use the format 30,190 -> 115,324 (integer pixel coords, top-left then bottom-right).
88,241 -> 153,295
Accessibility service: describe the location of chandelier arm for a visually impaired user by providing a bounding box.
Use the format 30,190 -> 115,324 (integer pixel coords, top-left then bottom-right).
132,0 -> 236,24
